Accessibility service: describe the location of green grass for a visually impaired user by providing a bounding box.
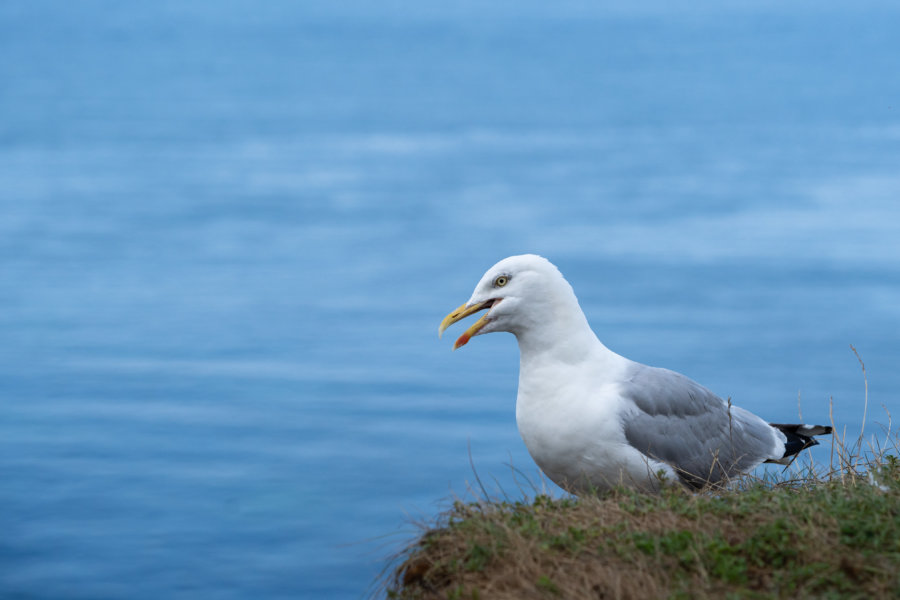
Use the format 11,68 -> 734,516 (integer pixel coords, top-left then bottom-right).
381,357 -> 899,599
385,452 -> 900,599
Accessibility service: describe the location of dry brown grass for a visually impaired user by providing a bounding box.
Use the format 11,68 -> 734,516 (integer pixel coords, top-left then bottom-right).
381,361 -> 900,599
384,435 -> 899,599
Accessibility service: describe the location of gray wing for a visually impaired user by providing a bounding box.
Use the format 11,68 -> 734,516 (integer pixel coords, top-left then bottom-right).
620,364 -> 781,488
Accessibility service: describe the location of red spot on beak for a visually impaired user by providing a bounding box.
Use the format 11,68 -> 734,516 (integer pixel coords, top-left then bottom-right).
454,332 -> 471,350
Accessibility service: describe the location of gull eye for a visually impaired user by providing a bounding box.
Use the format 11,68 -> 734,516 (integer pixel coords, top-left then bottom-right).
493,275 -> 509,288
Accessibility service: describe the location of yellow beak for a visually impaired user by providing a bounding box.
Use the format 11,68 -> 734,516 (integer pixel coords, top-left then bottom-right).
438,300 -> 495,350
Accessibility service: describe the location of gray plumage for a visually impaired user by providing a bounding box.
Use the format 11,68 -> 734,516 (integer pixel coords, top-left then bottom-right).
621,364 -> 784,488
441,254 -> 833,493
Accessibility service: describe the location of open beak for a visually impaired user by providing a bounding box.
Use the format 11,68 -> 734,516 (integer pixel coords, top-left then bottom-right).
438,299 -> 498,350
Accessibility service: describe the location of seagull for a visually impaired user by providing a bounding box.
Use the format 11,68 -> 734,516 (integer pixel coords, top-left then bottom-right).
438,254 -> 832,493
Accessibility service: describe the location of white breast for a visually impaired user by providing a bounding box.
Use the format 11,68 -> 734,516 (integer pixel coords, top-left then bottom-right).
514,350 -> 671,492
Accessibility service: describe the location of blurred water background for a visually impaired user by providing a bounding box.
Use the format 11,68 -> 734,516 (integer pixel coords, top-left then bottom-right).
2,1 -> 900,598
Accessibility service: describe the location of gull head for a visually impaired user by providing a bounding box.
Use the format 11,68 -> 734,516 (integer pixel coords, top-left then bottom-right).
438,254 -> 577,350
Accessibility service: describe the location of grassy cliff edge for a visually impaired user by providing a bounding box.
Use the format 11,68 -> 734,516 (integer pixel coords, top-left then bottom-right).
384,432 -> 900,599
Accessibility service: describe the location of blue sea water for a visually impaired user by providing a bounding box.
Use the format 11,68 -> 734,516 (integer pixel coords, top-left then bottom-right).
2,2 -> 900,598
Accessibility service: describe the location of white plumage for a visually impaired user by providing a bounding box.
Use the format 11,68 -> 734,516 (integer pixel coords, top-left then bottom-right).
439,254 -> 831,494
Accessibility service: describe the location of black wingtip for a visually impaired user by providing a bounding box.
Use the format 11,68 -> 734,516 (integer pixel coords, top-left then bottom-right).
770,422 -> 833,459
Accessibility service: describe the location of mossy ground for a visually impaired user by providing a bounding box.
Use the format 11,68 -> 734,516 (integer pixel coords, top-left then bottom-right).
383,432 -> 900,599
382,357 -> 897,599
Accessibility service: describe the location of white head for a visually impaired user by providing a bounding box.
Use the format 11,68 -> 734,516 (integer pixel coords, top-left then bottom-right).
438,254 -> 588,350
